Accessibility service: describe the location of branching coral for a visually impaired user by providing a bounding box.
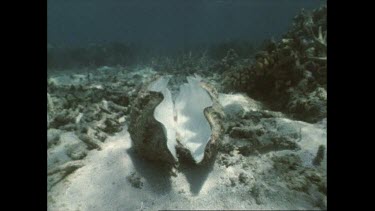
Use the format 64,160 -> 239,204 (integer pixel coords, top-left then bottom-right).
221,5 -> 327,122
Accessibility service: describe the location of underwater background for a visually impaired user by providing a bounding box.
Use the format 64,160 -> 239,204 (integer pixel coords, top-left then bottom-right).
48,0 -> 324,67
47,0 -> 327,210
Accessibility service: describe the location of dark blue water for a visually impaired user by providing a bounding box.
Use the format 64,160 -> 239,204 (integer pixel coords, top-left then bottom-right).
47,0 -> 324,51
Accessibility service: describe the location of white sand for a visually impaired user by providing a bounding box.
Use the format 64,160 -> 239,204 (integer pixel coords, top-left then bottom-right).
48,94 -> 326,211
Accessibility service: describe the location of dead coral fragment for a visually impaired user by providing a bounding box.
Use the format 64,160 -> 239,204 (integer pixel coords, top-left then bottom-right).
47,160 -> 85,190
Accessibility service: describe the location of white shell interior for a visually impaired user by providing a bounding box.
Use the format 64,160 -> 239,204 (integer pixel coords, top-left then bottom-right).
148,76 -> 178,161
175,76 -> 213,163
147,75 -> 213,163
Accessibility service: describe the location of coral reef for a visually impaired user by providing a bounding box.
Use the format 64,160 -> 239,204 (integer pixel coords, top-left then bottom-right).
221,5 -> 327,123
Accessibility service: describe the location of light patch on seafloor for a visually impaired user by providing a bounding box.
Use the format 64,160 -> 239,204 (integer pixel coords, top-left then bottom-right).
219,93 -> 263,113
102,100 -> 109,110
88,84 -> 103,89
118,116 -> 126,123
97,66 -> 113,72
49,127 -> 142,211
224,166 -> 237,177
275,118 -> 327,168
130,67 -> 157,82
48,74 -> 88,86
299,122 -> 327,168
75,113 -> 83,124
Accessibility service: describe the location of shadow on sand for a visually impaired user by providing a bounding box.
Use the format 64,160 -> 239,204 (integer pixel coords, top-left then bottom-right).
127,145 -> 217,196
126,147 -> 173,194
177,150 -> 217,195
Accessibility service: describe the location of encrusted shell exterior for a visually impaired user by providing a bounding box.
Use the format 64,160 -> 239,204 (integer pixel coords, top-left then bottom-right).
175,80 -> 224,165
128,75 -> 177,165
199,81 -> 225,164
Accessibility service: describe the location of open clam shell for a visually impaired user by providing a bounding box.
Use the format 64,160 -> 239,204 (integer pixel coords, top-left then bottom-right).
128,75 -> 224,165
